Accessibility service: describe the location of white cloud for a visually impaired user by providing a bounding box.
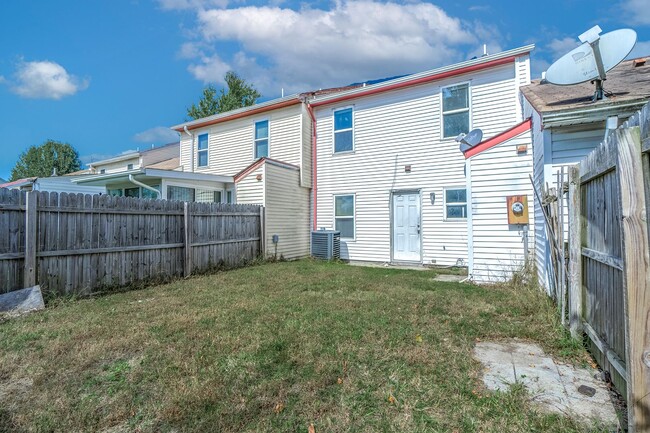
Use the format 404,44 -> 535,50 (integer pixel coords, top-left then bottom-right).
8,60 -> 88,100
158,0 -> 227,10
547,37 -> 579,61
628,41 -> 650,59
133,126 -> 180,144
621,0 -> 650,25
176,1 -> 491,94
188,53 -> 232,84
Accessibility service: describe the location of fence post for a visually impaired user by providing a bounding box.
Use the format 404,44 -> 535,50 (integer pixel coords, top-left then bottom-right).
615,125 -> 650,433
23,191 -> 38,288
184,202 -> 192,277
567,165 -> 583,339
259,206 -> 266,258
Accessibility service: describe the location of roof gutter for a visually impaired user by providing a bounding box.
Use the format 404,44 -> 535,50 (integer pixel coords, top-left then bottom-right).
128,174 -> 161,198
541,99 -> 648,127
310,45 -> 534,107
173,98 -> 301,132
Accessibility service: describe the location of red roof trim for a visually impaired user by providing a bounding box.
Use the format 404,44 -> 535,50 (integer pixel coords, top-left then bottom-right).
233,157 -> 300,183
175,99 -> 301,132
464,118 -> 532,159
311,55 -> 517,108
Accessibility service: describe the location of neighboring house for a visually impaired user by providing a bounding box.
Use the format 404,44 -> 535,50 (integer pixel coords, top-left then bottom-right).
521,56 -> 650,292
308,45 -> 534,280
72,142 -> 201,200
170,95 -> 321,260
0,175 -> 104,195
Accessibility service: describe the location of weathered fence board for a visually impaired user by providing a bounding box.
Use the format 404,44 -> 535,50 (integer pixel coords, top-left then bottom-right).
567,104 -> 650,433
0,190 -> 263,296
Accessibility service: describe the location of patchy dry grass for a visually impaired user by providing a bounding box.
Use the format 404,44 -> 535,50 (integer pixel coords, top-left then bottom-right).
0,259 -> 598,432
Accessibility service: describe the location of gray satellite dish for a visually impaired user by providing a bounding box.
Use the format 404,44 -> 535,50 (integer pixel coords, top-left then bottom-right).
545,26 -> 637,100
457,128 -> 483,154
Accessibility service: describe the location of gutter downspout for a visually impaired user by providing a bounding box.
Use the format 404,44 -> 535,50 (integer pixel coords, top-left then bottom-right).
128,174 -> 161,199
306,101 -> 318,231
183,126 -> 194,172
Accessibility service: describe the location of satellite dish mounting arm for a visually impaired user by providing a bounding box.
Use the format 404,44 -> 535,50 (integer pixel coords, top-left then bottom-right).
579,26 -> 608,100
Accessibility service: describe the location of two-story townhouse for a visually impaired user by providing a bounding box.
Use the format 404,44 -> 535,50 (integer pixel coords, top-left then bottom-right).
170,95 -> 319,260
308,45 -> 535,281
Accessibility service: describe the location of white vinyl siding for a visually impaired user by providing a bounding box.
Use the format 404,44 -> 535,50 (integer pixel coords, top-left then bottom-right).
469,131 -> 534,283
179,104 -> 304,177
315,61 -> 521,265
264,163 -> 310,259
235,165 -> 265,206
300,106 -> 312,188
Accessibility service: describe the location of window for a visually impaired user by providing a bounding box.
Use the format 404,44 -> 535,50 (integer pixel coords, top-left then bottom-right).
141,185 -> 160,199
127,164 -> 133,170
445,188 -> 467,219
226,190 -> 233,204
333,107 -> 353,153
107,188 -> 122,197
195,188 -> 221,203
254,120 -> 269,159
100,169 -> 106,174
442,83 -> 470,138
124,187 -> 140,198
334,195 -> 355,239
167,185 -> 195,202
197,133 -> 209,167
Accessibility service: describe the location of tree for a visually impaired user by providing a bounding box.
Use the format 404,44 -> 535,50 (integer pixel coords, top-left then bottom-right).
186,71 -> 261,120
10,140 -> 81,181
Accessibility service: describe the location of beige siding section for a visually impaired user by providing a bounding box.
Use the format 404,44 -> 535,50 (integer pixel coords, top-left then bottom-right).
235,166 -> 265,205
180,134 -> 193,171
300,105 -> 312,188
180,104 -> 304,177
93,157 -> 140,174
469,132 -> 534,282
264,163 -> 310,259
315,62 -> 521,265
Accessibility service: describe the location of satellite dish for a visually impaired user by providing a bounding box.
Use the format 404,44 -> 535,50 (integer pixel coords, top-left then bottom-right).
545,26 -> 637,100
457,128 -> 483,154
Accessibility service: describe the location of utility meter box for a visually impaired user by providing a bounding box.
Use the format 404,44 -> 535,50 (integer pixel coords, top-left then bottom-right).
506,195 -> 529,224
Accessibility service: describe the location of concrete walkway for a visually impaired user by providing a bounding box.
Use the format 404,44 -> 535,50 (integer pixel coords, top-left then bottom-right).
473,341 -> 618,427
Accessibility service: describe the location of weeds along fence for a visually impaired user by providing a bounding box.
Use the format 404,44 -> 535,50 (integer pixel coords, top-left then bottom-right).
0,189 -> 263,297
566,104 -> 650,432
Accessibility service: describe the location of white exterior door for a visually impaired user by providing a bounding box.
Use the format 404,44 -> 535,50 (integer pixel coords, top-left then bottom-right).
392,191 -> 421,262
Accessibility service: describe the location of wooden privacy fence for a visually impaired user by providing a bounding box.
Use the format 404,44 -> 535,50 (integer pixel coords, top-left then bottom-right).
567,104 -> 650,432
0,189 -> 263,296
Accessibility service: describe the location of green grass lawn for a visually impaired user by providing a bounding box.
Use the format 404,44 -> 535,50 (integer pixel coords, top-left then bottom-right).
0,260 -> 596,432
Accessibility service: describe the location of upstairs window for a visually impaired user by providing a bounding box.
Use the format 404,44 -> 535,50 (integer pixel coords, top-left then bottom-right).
255,120 -> 269,159
197,133 -> 208,167
100,169 -> 106,174
445,188 -> 467,219
334,194 -> 355,239
442,84 -> 470,138
127,164 -> 133,170
334,107 -> 353,153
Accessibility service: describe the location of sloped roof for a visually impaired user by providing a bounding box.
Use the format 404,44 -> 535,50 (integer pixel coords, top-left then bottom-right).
0,177 -> 36,188
521,56 -> 650,116
146,157 -> 180,170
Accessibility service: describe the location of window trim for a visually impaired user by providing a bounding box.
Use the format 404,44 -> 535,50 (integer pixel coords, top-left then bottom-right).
197,133 -> 209,168
332,106 -> 355,154
440,81 -> 471,140
253,118 -> 270,160
333,193 -> 356,240
443,186 -> 468,221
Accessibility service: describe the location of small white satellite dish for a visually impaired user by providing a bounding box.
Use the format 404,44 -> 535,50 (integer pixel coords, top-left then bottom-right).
545,26 -> 637,100
457,128 -> 483,153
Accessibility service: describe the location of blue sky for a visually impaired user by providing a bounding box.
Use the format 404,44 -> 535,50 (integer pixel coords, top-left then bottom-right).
0,0 -> 648,180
